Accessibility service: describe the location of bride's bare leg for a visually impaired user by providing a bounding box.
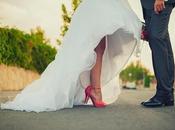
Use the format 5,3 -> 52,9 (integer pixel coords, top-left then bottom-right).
90,37 -> 106,101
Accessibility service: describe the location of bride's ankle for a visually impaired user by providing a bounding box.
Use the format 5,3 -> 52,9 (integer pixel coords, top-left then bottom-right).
91,87 -> 102,100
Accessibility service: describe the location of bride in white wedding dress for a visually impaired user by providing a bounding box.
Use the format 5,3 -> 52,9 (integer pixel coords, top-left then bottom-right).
1,0 -> 142,112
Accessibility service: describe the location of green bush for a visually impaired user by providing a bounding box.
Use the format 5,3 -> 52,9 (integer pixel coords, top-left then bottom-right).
144,75 -> 151,88
119,61 -> 154,87
31,43 -> 57,73
0,26 -> 57,74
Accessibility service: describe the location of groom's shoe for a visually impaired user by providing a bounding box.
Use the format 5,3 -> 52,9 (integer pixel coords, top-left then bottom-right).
141,94 -> 174,107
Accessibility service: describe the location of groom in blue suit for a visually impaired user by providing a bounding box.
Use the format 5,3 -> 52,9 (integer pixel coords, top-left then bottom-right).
140,0 -> 175,107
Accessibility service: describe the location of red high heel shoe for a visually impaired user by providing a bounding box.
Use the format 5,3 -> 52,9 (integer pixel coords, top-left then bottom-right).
84,85 -> 106,108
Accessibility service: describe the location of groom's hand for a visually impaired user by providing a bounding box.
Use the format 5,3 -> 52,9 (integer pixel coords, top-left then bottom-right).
154,0 -> 165,14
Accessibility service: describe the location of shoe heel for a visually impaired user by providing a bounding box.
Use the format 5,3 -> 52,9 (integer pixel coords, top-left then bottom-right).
84,93 -> 89,104
84,85 -> 92,104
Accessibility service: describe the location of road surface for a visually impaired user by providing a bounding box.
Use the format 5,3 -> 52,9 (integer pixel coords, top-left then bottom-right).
0,90 -> 174,130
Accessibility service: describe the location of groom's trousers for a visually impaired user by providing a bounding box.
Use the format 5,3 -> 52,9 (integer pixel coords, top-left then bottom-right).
142,3 -> 175,98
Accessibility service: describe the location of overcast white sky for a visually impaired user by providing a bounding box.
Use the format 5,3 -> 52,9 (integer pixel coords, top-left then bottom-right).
0,0 -> 59,44
0,0 -> 175,73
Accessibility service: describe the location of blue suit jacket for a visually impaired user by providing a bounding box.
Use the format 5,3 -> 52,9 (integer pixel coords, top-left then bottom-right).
141,0 -> 175,9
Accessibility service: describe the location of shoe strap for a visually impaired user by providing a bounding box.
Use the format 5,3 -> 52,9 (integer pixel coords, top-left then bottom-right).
92,87 -> 102,93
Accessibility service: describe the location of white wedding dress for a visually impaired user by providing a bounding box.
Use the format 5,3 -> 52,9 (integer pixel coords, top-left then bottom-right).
1,0 -> 142,112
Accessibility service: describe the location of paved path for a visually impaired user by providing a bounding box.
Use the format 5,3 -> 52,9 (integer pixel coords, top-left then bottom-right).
0,90 -> 175,130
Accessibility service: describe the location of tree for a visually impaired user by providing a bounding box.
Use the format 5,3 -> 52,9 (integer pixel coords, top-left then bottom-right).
72,0 -> 82,12
59,4 -> 71,38
57,0 -> 82,45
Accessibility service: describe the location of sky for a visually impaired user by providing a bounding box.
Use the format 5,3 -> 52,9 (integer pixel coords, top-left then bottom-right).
0,0 -> 175,73
0,0 -> 59,44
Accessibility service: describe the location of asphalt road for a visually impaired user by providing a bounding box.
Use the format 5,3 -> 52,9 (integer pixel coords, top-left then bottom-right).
0,90 -> 175,130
